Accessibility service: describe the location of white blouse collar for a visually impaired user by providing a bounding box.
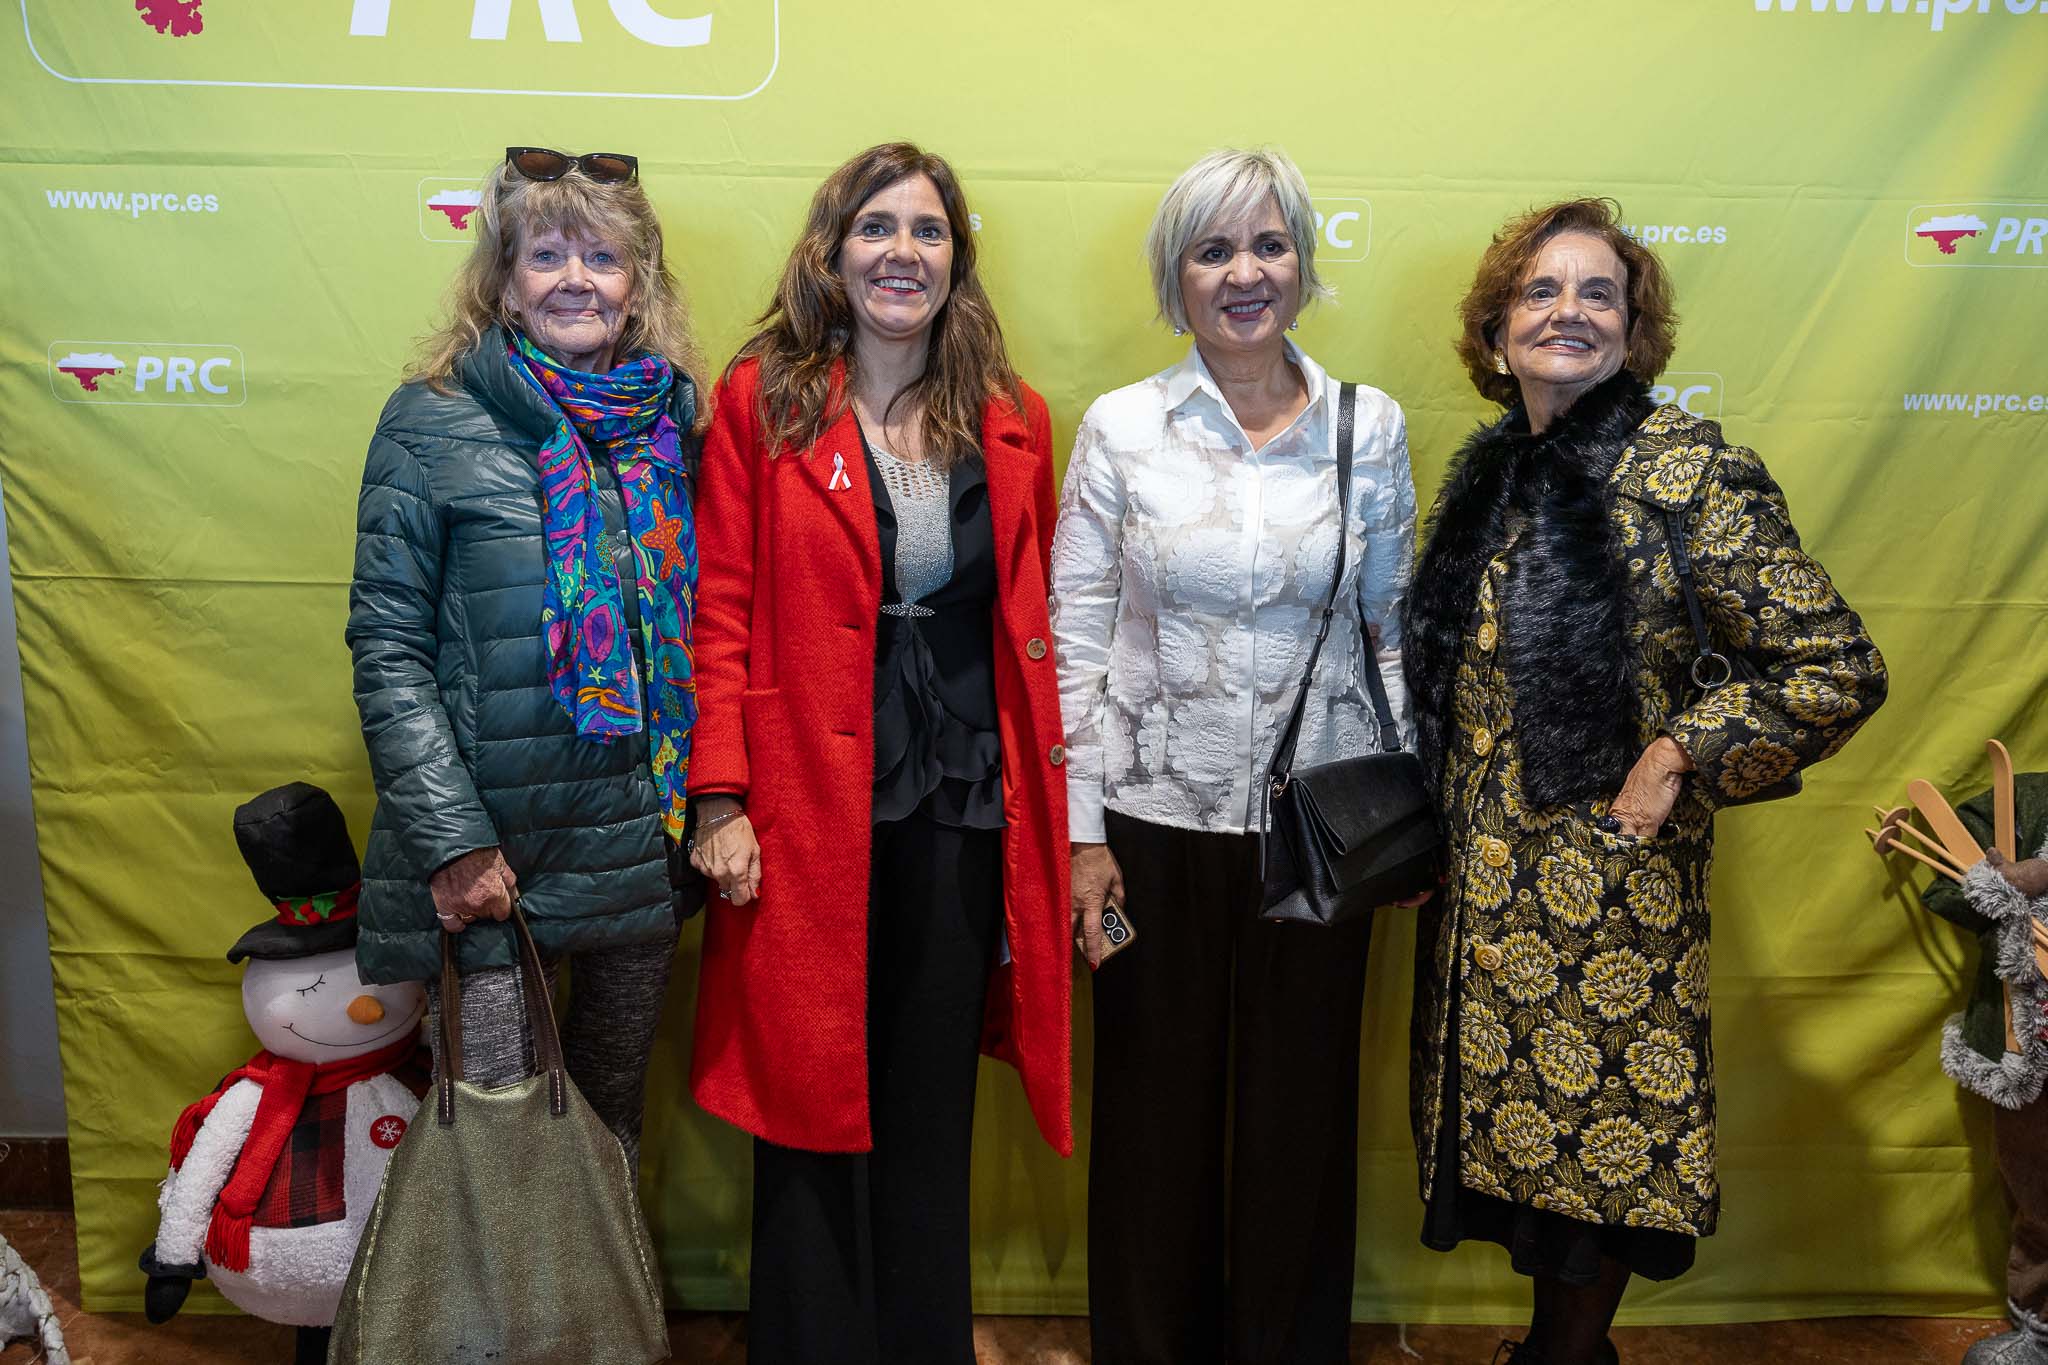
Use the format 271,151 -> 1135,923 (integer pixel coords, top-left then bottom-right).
1162,338 -> 1330,419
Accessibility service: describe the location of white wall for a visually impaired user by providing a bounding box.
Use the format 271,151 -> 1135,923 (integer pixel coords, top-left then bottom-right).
0,483 -> 67,1137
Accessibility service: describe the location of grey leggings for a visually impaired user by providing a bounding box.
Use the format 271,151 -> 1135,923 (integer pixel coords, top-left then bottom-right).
425,926 -> 681,1173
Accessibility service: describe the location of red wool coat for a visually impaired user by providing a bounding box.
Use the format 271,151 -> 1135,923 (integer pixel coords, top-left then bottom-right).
687,356 -> 1073,1156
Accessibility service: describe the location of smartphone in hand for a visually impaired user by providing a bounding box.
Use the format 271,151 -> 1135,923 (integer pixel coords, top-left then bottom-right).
1095,900 -> 1137,965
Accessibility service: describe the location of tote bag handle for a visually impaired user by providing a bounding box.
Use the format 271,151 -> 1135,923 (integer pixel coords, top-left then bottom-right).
435,898 -> 568,1126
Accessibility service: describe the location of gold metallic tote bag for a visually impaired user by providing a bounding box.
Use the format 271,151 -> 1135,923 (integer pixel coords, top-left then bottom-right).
329,903 -> 670,1365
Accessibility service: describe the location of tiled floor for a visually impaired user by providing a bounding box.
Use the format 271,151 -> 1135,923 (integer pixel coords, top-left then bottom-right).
0,1209 -> 2008,1364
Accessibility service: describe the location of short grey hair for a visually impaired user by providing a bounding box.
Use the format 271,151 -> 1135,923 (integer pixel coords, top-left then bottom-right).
1144,146 -> 1334,332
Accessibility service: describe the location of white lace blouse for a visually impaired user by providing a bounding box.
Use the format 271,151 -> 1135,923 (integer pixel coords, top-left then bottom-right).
1050,342 -> 1417,842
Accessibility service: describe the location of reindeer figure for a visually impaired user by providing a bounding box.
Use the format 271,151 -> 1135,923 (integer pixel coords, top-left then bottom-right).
1869,743 -> 2048,1365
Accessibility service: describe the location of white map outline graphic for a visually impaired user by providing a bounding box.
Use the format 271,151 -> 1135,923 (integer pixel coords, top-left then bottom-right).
1905,201 -> 2048,270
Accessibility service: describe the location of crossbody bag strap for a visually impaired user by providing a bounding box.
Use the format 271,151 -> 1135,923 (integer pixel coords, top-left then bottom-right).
1269,381 -> 1356,791
1314,385 -> 1400,753
1358,593 -> 1401,754
1660,505 -> 1734,691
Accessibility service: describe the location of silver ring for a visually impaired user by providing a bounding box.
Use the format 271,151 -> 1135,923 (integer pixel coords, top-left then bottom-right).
718,889 -> 732,900
1691,652 -> 1735,690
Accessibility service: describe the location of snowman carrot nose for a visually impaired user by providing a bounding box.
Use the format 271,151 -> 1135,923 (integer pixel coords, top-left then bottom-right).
347,995 -> 386,1025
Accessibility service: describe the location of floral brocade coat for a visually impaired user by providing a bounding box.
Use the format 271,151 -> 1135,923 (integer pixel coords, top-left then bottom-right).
1406,391 -> 1887,1238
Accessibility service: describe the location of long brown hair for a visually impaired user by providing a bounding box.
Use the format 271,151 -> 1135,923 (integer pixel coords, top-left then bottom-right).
734,142 -> 1021,466
411,159 -> 710,427
1454,197 -> 1677,408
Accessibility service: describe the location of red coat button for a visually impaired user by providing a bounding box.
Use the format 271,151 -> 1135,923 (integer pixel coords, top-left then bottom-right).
370,1115 -> 408,1149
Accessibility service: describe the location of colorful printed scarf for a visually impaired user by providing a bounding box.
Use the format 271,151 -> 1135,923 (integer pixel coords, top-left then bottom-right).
513,332 -> 697,839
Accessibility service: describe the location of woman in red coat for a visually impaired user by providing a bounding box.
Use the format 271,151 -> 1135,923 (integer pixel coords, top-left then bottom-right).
686,141 -> 1072,1365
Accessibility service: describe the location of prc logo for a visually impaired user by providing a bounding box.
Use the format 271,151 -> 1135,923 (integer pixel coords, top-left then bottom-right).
1906,203 -> 2048,268
1913,213 -> 1983,255
419,179 -> 485,243
1309,198 -> 1371,265
47,341 -> 246,407
353,0 -> 709,46
135,0 -> 203,37
26,0 -> 778,101
1649,372 -> 1722,420
429,192 -> 480,229
56,351 -> 123,391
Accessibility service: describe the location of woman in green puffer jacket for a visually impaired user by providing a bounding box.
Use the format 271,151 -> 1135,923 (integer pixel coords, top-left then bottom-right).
346,148 -> 708,1169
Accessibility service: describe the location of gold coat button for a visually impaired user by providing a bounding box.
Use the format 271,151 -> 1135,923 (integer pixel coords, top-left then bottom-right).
1049,744 -> 1066,766
1477,622 -> 1498,653
1480,837 -> 1509,869
1026,637 -> 1048,660
1472,728 -> 1494,757
1474,942 -> 1504,972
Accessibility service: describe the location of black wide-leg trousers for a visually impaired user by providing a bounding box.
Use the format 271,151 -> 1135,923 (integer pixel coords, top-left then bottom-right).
1089,809 -> 1374,1365
747,812 -> 1003,1365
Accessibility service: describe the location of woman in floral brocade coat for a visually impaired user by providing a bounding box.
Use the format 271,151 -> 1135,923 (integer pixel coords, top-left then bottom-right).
1402,198 -> 1887,1365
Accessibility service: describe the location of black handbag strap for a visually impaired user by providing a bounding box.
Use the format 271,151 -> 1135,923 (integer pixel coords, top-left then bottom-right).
1660,505 -> 1735,692
1269,382 -> 1398,788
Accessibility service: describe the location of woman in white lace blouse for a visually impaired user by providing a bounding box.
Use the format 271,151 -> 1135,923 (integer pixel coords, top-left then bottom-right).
1050,146 -> 1417,1364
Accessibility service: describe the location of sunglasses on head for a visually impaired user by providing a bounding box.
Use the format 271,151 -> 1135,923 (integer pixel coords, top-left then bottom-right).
504,147 -> 639,184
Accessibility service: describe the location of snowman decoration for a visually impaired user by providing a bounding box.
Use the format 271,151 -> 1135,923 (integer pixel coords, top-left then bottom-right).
140,783 -> 428,1365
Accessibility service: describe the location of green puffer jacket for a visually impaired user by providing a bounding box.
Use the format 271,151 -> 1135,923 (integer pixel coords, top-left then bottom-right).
346,327 -> 700,983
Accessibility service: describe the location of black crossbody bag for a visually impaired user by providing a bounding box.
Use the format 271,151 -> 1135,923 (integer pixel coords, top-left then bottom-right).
1259,383 -> 1442,926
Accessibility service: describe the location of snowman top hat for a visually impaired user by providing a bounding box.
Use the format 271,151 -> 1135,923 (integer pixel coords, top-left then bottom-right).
225,782 -> 364,964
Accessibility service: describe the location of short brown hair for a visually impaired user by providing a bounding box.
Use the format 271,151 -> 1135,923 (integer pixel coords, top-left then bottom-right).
411,159 -> 708,425
734,141 -> 1021,468
1144,146 -> 1332,332
1454,197 -> 1677,407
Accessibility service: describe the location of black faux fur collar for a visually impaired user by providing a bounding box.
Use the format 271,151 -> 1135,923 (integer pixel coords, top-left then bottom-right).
1403,373 -> 1658,808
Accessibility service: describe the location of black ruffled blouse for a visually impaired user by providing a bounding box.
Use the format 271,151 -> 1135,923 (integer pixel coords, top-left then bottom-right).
863,435 -> 1004,830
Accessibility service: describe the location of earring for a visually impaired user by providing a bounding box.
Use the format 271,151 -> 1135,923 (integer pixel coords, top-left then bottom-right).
1288,320 -> 1299,332
1173,325 -> 1186,337
1493,351 -> 1510,375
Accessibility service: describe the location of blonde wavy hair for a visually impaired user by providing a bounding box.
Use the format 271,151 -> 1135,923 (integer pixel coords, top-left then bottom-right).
411,159 -> 709,428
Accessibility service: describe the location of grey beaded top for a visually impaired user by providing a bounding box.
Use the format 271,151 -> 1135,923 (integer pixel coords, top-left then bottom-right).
873,447 -> 954,607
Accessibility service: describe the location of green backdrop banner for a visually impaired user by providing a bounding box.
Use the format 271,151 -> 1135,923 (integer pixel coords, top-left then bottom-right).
3,0 -> 2045,1325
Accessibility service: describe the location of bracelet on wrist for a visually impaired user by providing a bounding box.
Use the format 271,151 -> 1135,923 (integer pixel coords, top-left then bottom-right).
689,808 -> 743,847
